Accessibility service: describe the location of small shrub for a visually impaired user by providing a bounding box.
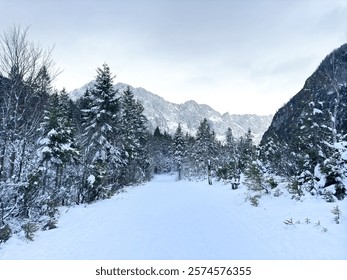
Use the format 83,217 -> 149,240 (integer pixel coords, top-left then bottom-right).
249,195 -> 260,207
334,183 -> 346,200
273,188 -> 283,197
0,224 -> 12,243
331,205 -> 341,224
324,191 -> 335,203
288,179 -> 303,197
42,219 -> 57,231
284,218 -> 294,225
22,222 -> 38,241
268,177 -> 278,189
304,218 -> 311,224
321,227 -> 328,233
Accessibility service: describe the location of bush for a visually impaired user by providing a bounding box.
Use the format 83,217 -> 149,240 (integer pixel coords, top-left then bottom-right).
273,188 -> 283,197
268,177 -> 278,189
288,178 -> 304,200
42,219 -> 57,231
284,218 -> 294,225
331,205 -> 341,224
334,184 -> 346,200
22,222 -> 38,241
249,195 -> 260,207
324,191 -> 336,203
0,224 -> 12,243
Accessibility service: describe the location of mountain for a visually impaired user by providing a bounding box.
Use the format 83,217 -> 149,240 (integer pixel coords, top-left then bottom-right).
70,82 -> 272,143
260,43 -> 347,198
261,43 -> 347,147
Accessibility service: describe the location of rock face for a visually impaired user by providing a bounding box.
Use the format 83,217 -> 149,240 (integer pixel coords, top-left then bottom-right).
260,43 -> 347,175
70,82 -> 272,143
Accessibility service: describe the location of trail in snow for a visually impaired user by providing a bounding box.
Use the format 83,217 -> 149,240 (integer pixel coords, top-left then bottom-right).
0,174 -> 346,259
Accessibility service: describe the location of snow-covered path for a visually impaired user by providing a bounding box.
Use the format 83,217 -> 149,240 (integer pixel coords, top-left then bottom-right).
0,174 -> 346,259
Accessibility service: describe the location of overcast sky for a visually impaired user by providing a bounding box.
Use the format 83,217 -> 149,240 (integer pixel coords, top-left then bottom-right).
1,0 -> 347,115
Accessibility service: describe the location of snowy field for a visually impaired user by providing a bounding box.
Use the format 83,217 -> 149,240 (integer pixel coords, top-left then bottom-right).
0,174 -> 346,260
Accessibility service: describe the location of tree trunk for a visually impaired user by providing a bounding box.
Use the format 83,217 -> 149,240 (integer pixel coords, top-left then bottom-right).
208,160 -> 212,185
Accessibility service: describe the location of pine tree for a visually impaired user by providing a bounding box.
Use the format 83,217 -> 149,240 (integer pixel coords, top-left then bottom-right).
239,128 -> 256,172
147,127 -> 173,174
119,86 -> 149,185
36,90 -> 79,207
192,118 -> 217,177
173,123 -> 185,180
216,127 -> 240,187
244,159 -> 268,193
81,63 -> 122,203
321,140 -> 347,200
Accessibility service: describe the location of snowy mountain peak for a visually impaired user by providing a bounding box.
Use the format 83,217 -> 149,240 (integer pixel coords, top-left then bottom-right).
69,82 -> 272,143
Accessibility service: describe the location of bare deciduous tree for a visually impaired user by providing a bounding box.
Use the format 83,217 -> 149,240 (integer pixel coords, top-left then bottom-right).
0,25 -> 58,182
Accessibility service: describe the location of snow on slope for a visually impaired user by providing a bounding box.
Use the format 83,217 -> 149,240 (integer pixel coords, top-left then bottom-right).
70,82 -> 272,143
0,174 -> 346,260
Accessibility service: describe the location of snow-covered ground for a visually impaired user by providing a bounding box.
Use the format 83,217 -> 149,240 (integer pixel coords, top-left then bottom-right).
0,174 -> 346,260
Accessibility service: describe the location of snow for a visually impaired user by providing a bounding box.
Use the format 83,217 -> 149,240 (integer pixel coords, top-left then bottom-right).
313,108 -> 323,115
87,175 -> 95,185
0,174 -> 346,260
47,129 -> 57,137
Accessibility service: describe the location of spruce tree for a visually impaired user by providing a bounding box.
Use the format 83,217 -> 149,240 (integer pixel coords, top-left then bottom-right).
81,63 -> 122,202
119,86 -> 149,185
239,128 -> 256,172
147,127 -> 173,174
173,123 -> 185,180
36,90 -> 79,207
217,127 -> 240,186
192,118 -> 217,177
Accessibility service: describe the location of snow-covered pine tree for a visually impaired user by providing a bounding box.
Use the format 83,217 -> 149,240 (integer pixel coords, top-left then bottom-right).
147,127 -> 174,174
191,118 -> 217,178
320,140 -> 347,200
238,128 -> 256,172
173,123 -> 185,180
119,86 -> 149,185
35,89 -> 79,212
244,159 -> 269,194
216,127 -> 241,187
81,63 -> 122,203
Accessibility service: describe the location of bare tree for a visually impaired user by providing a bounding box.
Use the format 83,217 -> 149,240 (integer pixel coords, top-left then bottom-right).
0,25 -> 57,85
0,25 -> 58,182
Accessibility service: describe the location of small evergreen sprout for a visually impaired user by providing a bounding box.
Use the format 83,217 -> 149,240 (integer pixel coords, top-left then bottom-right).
324,191 -> 335,203
331,205 -> 341,224
273,188 -> 282,197
0,224 -> 12,243
304,218 -> 311,224
321,227 -> 328,233
249,195 -> 260,207
315,220 -> 321,227
22,222 -> 38,241
284,218 -> 294,225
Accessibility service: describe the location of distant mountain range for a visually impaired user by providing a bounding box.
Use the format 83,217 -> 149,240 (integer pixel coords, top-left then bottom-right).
70,82 -> 273,143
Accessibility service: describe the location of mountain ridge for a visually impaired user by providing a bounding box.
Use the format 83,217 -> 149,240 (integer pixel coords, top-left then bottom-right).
70,82 -> 273,143
260,43 -> 347,198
